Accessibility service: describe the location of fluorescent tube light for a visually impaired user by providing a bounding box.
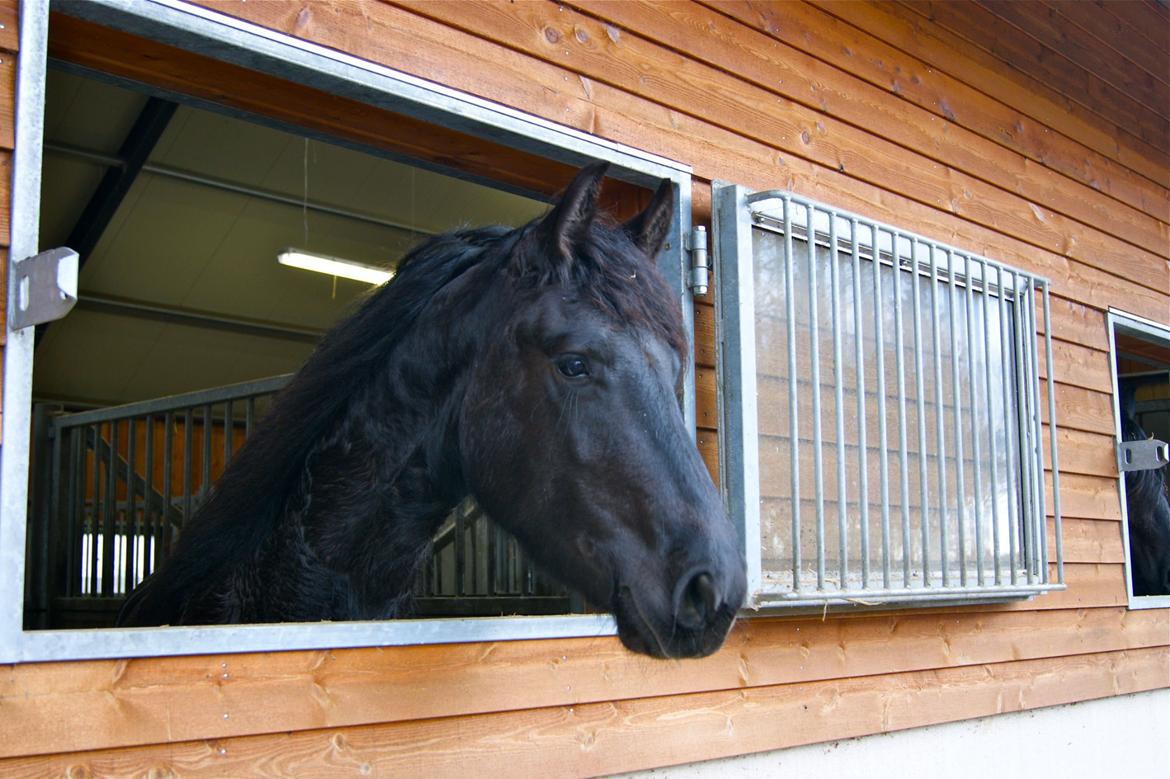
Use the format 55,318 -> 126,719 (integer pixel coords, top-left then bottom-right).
277,248 -> 393,285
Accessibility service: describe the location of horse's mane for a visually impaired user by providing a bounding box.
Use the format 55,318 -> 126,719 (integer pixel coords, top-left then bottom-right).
119,225 -> 516,624
119,208 -> 687,625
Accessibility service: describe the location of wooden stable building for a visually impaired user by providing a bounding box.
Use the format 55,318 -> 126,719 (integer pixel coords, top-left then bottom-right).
0,0 -> 1167,774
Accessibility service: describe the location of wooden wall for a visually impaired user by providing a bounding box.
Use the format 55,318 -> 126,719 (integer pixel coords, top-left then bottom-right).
1,1 -> 1167,774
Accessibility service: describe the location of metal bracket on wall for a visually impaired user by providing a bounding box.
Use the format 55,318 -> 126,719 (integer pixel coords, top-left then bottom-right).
1118,438 -> 1170,472
9,247 -> 79,330
686,224 -> 709,296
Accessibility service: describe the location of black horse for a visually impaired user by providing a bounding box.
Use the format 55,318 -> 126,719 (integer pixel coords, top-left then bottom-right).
1119,381 -> 1170,597
117,163 -> 746,658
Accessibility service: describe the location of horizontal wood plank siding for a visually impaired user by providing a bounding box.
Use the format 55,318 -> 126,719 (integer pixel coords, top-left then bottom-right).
2,0 -> 1167,773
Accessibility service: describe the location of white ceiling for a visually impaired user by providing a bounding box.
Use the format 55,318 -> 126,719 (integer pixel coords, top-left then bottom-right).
35,69 -> 547,406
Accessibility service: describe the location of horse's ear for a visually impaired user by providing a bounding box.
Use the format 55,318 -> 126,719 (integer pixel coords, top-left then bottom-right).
622,178 -> 673,259
528,162 -> 609,270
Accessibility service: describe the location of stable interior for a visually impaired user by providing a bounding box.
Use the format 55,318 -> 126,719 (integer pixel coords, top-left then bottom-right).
26,65 -> 582,628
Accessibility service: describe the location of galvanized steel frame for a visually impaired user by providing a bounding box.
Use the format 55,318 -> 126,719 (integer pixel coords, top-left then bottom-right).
0,0 -> 696,662
714,183 -> 1065,609
1107,309 -> 1170,611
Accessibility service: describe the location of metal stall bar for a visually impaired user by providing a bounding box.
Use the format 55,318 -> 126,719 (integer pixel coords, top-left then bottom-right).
1042,283 -> 1064,583
125,419 -> 137,594
947,250 -> 968,586
1011,270 -> 1035,584
223,400 -> 234,470
65,428 -> 81,596
102,421 -> 117,596
910,239 -> 931,587
929,244 -> 949,587
808,205 -> 826,590
183,410 -> 194,526
872,222 -> 892,590
783,197 -> 801,592
202,404 -> 213,503
829,214 -> 848,586
88,424 -> 100,595
891,230 -> 911,587
162,412 -> 174,562
964,257 -> 985,585
978,260 -> 1003,585
1000,271 -> 1020,584
849,218 -> 870,587
143,414 -> 155,582
1026,281 -> 1049,582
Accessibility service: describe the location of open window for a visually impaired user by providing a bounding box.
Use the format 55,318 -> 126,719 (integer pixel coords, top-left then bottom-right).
1108,310 -> 1170,609
713,184 -> 1063,608
2,0 -> 695,661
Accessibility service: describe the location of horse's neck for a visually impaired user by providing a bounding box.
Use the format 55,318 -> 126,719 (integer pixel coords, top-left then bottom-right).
275,352 -> 468,620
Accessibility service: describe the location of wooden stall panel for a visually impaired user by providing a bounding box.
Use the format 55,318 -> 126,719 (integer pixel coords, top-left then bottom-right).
4,647 -> 1165,776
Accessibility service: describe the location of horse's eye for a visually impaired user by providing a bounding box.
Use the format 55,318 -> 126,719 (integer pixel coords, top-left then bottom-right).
556,354 -> 589,379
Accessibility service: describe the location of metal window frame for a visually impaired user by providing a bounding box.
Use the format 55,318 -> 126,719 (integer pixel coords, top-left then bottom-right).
1107,309 -> 1170,611
0,0 -> 695,662
713,183 -> 1064,609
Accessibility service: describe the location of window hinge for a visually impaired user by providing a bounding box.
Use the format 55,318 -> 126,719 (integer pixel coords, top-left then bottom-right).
686,224 -> 709,296
9,247 -> 78,331
1118,438 -> 1170,472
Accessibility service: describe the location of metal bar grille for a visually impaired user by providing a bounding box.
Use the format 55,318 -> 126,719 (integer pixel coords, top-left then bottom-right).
38,375 -> 574,619
717,184 -> 1063,607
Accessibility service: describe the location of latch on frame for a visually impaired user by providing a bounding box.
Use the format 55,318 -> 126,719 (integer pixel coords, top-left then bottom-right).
686,224 -> 709,296
9,247 -> 78,331
1118,438 -> 1170,472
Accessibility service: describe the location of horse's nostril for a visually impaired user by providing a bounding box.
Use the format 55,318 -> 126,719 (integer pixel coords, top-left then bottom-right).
676,570 -> 721,630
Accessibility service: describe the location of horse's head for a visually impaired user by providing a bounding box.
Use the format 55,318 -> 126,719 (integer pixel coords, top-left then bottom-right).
459,163 -> 746,658
1120,383 -> 1170,597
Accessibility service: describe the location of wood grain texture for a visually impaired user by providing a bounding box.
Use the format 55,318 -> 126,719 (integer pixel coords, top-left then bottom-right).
820,1 -> 1168,187
707,0 -> 1169,225
900,0 -> 1168,153
0,607 -> 1163,760
396,0 -> 1169,296
973,0 -> 1169,122
1045,0 -> 1170,84
4,648 -> 1165,776
575,0 -> 1168,260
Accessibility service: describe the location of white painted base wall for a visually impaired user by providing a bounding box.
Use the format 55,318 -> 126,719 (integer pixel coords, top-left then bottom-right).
618,688 -> 1170,778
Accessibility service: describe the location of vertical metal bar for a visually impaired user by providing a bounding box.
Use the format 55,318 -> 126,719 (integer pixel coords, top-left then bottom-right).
69,428 -> 83,596
1042,283 -> 1064,584
872,222 -> 892,590
1011,272 -> 1035,584
964,257 -> 985,586
980,261 -> 1003,585
245,397 -> 255,438
783,197 -> 801,592
126,418 -> 138,593
829,213 -> 849,586
202,404 -> 213,502
48,416 -> 63,618
88,424 -> 100,596
947,250 -> 968,587
183,410 -> 194,524
144,413 -> 155,577
102,421 -> 117,596
223,399 -> 234,471
487,516 -> 497,596
929,244 -> 949,587
910,239 -> 930,588
64,427 -> 78,596
892,230 -> 912,587
1026,281 -> 1049,582
850,217 -> 870,588
1000,274 -> 1020,584
807,205 -> 826,590
162,412 -> 174,558
455,505 -> 466,597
